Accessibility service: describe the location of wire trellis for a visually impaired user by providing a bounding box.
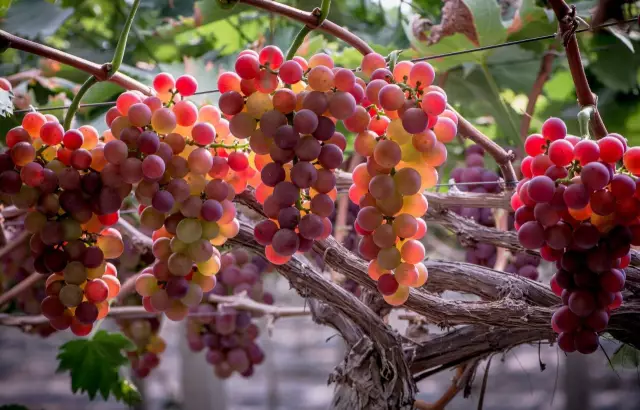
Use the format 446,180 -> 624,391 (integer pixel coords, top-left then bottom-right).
11,16 -> 638,115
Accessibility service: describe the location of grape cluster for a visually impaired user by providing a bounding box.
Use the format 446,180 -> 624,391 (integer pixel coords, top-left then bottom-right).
504,253 -> 541,280
348,56 -> 455,304
217,47 -> 347,265
186,249 -> 270,378
117,73 -> 244,320
451,145 -> 501,267
0,108 -> 126,335
119,317 -> 166,378
513,117 -> 633,353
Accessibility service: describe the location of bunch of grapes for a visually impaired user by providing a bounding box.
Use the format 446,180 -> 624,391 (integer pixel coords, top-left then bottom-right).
113,73 -> 245,319
348,56 -> 456,305
186,249 -> 270,378
220,46 -> 351,265
118,316 -> 166,378
450,145 -> 501,267
504,252 -> 541,280
0,106 -> 126,335
513,117 -> 634,354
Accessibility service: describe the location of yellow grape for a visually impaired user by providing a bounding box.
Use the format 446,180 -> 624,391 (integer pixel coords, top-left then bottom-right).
400,143 -> 422,163
196,255 -> 221,276
414,262 -> 428,287
97,229 -> 124,259
201,221 -> 220,239
387,119 -> 412,145
191,272 -> 216,292
210,235 -> 227,246
87,261 -> 106,279
246,92 -> 273,119
176,218 -> 203,243
219,219 -> 240,238
135,273 -> 158,297
401,194 -> 428,218
383,285 -> 410,306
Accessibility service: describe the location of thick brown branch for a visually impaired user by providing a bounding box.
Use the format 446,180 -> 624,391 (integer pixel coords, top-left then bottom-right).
520,48 -> 557,140
335,171 -> 513,209
546,0 -> 607,138
238,0 -> 374,55
0,296 -> 309,327
0,30 -> 153,95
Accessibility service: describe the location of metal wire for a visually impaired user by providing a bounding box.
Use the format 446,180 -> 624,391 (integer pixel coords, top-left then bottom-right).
10,16 -> 638,115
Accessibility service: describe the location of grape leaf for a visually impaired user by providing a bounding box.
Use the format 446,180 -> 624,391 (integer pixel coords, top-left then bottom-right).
610,344 -> 640,369
0,89 -> 14,118
0,0 -> 73,38
461,0 -> 507,47
0,0 -> 12,17
56,330 -> 138,403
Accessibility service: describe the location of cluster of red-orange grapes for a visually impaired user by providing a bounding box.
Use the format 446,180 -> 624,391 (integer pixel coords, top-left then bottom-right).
109,74 -> 247,320
513,117 -> 636,353
1,107 -> 124,335
347,55 -> 455,304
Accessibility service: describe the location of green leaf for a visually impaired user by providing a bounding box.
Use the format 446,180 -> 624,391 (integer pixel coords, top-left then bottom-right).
0,0 -> 12,17
589,34 -> 640,93
0,89 -> 14,118
610,344 -> 640,369
56,330 -> 135,403
387,50 -> 403,74
462,0 -> 507,47
196,0 -> 248,24
404,13 -> 482,72
111,379 -> 142,406
1,0 -> 73,38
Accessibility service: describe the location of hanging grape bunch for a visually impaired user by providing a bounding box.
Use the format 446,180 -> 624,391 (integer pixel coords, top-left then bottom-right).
186,250 -> 271,378
0,105 -> 126,335
348,55 -> 456,305
513,117 -> 634,354
129,73 -> 245,320
218,47 -> 347,265
118,316 -> 166,378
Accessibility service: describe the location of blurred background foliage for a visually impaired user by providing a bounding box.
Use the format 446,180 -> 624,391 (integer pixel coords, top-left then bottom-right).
0,0 -> 639,182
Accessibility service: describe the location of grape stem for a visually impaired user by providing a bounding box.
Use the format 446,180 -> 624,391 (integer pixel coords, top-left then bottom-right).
237,0 -> 373,55
285,0 -> 331,60
62,0 -> 141,129
0,31 -> 151,95
63,76 -> 98,129
578,105 -> 595,139
546,0 -> 608,138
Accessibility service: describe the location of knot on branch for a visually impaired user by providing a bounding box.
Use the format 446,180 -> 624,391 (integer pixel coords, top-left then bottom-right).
96,63 -> 115,81
558,5 -> 579,47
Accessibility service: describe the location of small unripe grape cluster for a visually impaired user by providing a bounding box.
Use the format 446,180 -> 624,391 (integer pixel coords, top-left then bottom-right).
116,72 -> 245,319
0,109 -> 125,335
118,316 -> 166,378
186,249 -> 271,379
349,55 -> 456,305
513,117 -> 633,354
